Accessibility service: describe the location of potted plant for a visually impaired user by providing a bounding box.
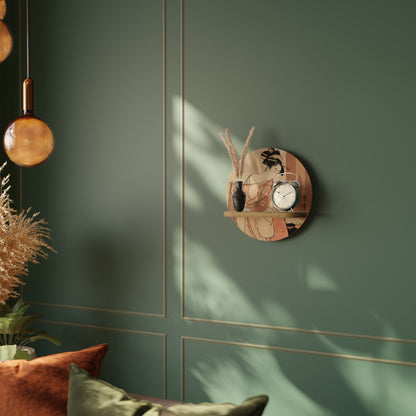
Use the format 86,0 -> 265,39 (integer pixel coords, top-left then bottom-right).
0,163 -> 59,360
0,298 -> 60,360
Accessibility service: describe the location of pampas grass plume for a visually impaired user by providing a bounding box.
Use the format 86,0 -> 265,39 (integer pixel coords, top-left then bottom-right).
0,163 -> 55,304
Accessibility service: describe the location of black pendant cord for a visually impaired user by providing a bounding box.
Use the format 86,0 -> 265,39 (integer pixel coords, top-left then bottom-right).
26,0 -> 30,79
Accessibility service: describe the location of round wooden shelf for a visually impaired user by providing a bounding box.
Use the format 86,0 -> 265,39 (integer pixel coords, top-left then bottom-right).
226,147 -> 313,241
224,211 -> 308,218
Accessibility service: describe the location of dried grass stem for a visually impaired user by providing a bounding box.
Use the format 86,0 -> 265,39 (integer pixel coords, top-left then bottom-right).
0,163 -> 55,304
219,127 -> 255,180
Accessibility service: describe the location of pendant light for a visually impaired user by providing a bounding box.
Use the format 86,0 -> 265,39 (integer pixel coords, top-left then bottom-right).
0,0 -> 13,63
3,0 -> 54,167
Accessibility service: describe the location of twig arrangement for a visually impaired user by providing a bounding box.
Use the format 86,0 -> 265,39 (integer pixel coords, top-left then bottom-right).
219,126 -> 255,180
0,163 -> 55,304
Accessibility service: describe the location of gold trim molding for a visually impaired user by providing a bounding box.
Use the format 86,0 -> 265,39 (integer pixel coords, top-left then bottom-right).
30,301 -> 166,319
180,0 -> 186,320
182,317 -> 416,345
162,0 -> 167,320
180,335 -> 416,400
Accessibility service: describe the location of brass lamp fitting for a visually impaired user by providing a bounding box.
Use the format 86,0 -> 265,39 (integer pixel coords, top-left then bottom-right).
23,78 -> 33,115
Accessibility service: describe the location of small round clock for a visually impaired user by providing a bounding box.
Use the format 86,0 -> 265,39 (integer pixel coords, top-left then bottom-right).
271,172 -> 300,211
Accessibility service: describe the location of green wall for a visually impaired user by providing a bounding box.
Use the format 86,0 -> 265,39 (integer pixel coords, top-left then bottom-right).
1,1 -> 415,415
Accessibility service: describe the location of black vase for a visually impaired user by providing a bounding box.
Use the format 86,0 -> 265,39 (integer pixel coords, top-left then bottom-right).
232,181 -> 246,212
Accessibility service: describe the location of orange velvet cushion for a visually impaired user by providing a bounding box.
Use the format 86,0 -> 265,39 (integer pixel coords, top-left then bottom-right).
0,343 -> 108,416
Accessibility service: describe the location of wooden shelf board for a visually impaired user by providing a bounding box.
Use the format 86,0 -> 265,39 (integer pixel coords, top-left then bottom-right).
224,211 -> 308,218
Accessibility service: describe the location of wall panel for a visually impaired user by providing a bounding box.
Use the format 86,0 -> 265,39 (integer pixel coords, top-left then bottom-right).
182,337 -> 416,416
22,0 -> 166,316
181,0 -> 416,340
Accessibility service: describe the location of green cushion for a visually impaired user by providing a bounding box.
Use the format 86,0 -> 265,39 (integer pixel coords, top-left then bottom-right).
67,363 -> 159,416
67,363 -> 268,416
167,395 -> 268,416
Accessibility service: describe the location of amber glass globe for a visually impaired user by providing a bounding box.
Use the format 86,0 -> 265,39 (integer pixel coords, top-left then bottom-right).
0,20 -> 12,63
0,0 -> 6,19
3,115 -> 54,167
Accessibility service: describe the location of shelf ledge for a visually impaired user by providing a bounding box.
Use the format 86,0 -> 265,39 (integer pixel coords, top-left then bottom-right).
224,211 -> 308,218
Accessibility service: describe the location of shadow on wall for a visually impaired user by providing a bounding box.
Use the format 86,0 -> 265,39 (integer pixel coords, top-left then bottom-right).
79,223 -> 161,312
172,97 -> 416,416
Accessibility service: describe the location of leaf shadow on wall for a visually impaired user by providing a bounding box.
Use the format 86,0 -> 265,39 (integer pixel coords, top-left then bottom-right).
173,97 -> 416,416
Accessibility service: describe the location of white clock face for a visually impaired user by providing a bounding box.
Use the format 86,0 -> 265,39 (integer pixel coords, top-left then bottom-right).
272,183 -> 298,210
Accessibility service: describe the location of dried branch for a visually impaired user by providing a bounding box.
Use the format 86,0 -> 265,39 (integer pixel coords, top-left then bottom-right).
226,129 -> 241,179
0,164 -> 55,304
239,126 -> 255,179
219,129 -> 240,179
219,127 -> 255,180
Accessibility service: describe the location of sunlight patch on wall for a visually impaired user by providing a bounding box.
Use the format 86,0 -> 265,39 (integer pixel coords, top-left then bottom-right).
369,311 -> 400,341
190,347 -> 334,416
173,96 -> 249,209
316,329 -> 416,414
303,264 -> 339,292
336,358 -> 416,415
183,238 -> 264,323
317,322 -> 408,363
260,299 -> 297,329
180,236 -> 295,327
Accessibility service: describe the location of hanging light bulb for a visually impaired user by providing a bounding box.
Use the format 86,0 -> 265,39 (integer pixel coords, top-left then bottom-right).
0,20 -> 12,63
3,0 -> 54,167
4,79 -> 54,167
0,0 -> 5,18
0,0 -> 12,64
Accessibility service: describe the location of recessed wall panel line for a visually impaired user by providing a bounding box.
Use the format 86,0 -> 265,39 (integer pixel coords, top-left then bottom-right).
31,301 -> 166,318
39,319 -> 166,338
180,0 -> 186,320
182,336 -> 416,367
162,0 -> 167,319
181,336 -> 185,402
182,317 -> 416,345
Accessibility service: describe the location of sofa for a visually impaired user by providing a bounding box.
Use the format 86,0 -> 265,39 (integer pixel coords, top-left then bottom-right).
0,344 -> 269,416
